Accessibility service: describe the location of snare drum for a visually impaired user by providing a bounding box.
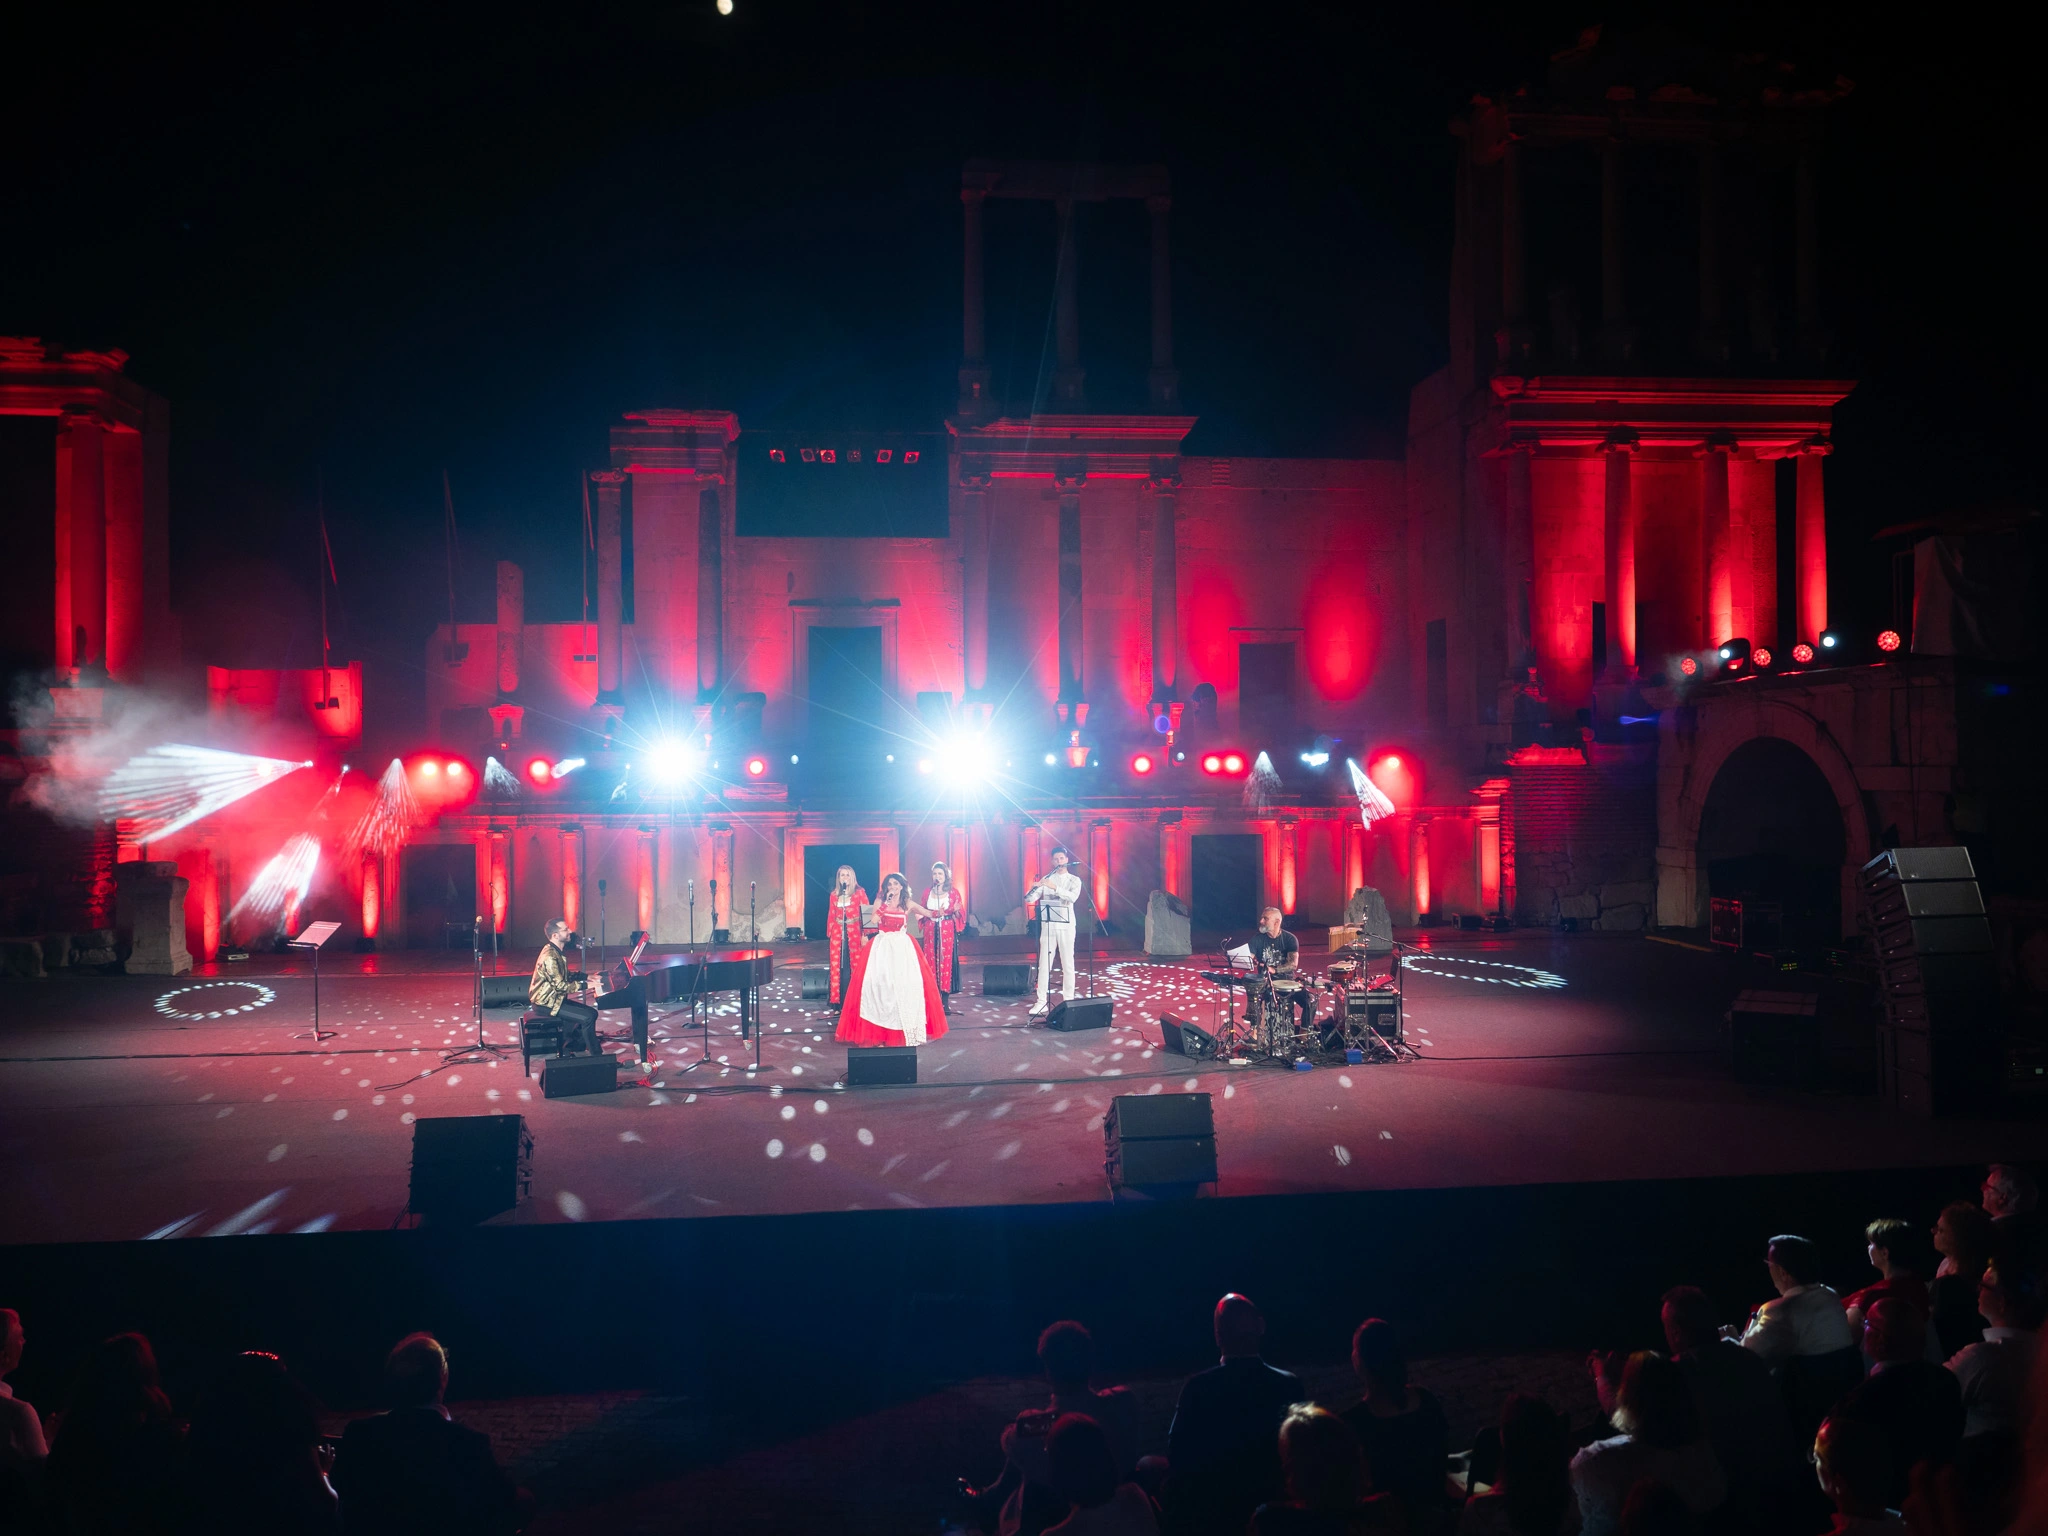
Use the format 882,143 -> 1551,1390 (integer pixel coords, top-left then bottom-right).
1270,978 -> 1304,994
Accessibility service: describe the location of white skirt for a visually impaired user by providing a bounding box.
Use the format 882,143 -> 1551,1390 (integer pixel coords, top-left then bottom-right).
859,929 -> 930,1047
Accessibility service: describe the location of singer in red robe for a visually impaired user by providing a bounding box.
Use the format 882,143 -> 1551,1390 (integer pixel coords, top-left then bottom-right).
837,873 -> 949,1047
921,861 -> 964,1014
823,865 -> 869,1007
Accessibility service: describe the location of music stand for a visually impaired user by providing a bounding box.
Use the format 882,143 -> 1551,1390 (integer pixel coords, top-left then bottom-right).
290,921 -> 342,1041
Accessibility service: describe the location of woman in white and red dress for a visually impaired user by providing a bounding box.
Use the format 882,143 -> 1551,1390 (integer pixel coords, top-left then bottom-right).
837,872 -> 950,1048
921,860 -> 965,1015
823,864 -> 869,1009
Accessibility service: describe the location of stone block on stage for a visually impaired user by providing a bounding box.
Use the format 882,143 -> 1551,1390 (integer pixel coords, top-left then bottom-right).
117,860 -> 191,976
1343,887 -> 1394,953
1145,890 -> 1192,957
730,897 -> 785,942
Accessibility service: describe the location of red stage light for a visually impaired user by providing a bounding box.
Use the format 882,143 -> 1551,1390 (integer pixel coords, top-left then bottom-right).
1877,629 -> 1902,652
446,761 -> 467,778
1130,753 -> 1154,775
1201,753 -> 1223,774
1222,752 -> 1245,774
1791,643 -> 1815,664
1382,754 -> 1402,771
526,758 -> 552,784
418,759 -> 441,776
1751,647 -> 1772,668
1679,656 -> 1699,677
744,755 -> 768,778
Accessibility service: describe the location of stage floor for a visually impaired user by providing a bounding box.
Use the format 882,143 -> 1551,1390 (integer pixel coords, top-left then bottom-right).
4,933 -> 2045,1246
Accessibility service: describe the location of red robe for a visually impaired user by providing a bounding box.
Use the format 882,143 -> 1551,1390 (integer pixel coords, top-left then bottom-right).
921,885 -> 964,994
824,885 -> 869,1006
836,908 -> 949,1046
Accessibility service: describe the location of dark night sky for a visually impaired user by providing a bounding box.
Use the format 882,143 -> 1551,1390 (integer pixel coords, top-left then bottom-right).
3,1 -> 2041,737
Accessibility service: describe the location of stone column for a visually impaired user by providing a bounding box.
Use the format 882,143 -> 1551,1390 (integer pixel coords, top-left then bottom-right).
1697,144 -> 1727,362
560,825 -> 584,934
102,427 -> 146,684
635,828 -> 656,936
960,465 -> 992,699
1497,138 -> 1531,368
1599,138 -> 1632,363
697,485 -> 723,699
1601,431 -> 1637,676
959,186 -> 991,415
1147,195 -> 1179,408
1056,463 -> 1087,706
1344,820 -> 1366,902
592,471 -> 626,702
56,410 -> 107,675
1410,819 -> 1433,923
489,830 -> 510,937
710,824 -> 735,937
1698,436 -> 1735,646
1795,148 -> 1820,358
496,561 -> 524,694
1278,819 -> 1299,916
361,853 -> 382,944
1088,821 -> 1110,929
1160,814 -> 1186,902
1148,468 -> 1180,701
197,841 -> 221,962
1502,443 -> 1534,671
1796,438 -> 1831,643
1053,196 -> 1084,406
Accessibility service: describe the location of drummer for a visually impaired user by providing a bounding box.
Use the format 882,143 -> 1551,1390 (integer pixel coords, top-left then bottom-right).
1256,906 -> 1315,1035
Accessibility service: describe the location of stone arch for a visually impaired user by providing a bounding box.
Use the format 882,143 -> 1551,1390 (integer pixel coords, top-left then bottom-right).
1657,697 -> 1874,936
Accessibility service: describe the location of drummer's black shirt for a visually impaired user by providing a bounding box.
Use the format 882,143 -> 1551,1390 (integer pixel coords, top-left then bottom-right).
1258,930 -> 1299,972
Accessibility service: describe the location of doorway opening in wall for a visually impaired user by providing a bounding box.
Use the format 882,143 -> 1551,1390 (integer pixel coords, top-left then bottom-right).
807,626 -> 887,772
402,845 -> 476,950
1191,833 -> 1262,941
1591,602 -> 1608,676
1238,642 -> 1296,745
1698,737 -> 1847,950
803,844 -> 882,937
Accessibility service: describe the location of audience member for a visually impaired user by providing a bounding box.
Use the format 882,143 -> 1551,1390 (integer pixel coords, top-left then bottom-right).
1456,1394 -> 1576,1536
1946,1258 -> 2042,1438
1613,1479 -> 1690,1536
0,1309 -> 47,1465
1338,1318 -> 1451,1524
1983,1164 -> 2038,1224
43,1331 -> 189,1535
1652,1286 -> 1805,1517
1841,1220 -> 1933,1335
1569,1353 -> 1724,1536
977,1322 -> 1141,1536
1811,1415 -> 1905,1535
1929,1202 -> 1994,1360
1163,1294 -> 1302,1536
1042,1414 -> 1157,1536
1830,1298 -> 1963,1509
1734,1235 -> 1855,1362
329,1332 -> 527,1536
1249,1404 -> 1401,1536
185,1349 -> 339,1534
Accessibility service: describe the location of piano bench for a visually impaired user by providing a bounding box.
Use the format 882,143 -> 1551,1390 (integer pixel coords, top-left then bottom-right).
519,1010 -> 567,1077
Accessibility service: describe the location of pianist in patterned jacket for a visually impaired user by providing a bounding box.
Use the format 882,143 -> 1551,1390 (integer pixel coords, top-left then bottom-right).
530,918 -> 601,1055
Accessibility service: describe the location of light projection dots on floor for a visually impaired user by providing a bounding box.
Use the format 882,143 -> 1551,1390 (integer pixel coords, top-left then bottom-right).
155,981 -> 277,1019
1399,955 -> 1566,989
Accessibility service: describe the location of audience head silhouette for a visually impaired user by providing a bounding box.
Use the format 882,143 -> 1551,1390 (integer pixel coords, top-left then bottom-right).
1038,1320 -> 1096,1390
1612,1352 -> 1699,1451
1214,1293 -> 1264,1357
1860,1297 -> 1920,1365
1812,1414 -> 1891,1517
1277,1403 -> 1365,1510
1046,1413 -> 1119,1509
1658,1285 -> 1719,1354
1350,1317 -> 1407,1397
385,1331 -> 451,1409
1765,1234 -> 1822,1290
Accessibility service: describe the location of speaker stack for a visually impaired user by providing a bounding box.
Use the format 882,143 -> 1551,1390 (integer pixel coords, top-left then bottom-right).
1105,1092 -> 1217,1192
408,1115 -> 533,1225
1860,847 -> 1998,1117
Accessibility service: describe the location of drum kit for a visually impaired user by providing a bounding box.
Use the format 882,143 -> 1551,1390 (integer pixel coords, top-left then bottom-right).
1200,941 -> 1417,1066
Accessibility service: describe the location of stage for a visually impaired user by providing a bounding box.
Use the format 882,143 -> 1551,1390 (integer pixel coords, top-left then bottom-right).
4,930 -> 2045,1248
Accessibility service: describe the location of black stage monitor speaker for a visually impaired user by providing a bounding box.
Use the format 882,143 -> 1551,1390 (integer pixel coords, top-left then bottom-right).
540,1052 -> 619,1099
409,1114 -> 532,1225
801,966 -> 829,1000
1160,1013 -> 1219,1059
982,963 -> 1032,995
1105,1092 -> 1217,1190
1048,997 -> 1113,1031
847,1045 -> 917,1085
479,974 -> 530,1008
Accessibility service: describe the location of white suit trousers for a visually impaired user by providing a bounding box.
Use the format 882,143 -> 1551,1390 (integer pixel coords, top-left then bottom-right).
1035,920 -> 1077,1009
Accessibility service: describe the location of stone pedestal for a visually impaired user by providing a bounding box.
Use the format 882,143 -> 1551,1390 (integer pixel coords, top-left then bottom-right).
1144,890 -> 1192,957
117,860 -> 191,975
730,898 -> 786,943
1343,886 -> 1394,954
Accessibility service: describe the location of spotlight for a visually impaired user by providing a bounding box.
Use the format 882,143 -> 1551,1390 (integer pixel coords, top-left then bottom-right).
789,754 -> 799,764
1751,647 -> 1773,668
744,755 -> 768,778
445,761 -> 467,779
418,760 -> 441,777
1130,753 -> 1155,775
1819,629 -> 1841,650
1223,752 -> 1245,774
934,734 -> 997,783
1791,643 -> 1815,665
1717,638 -> 1751,673
1679,656 -> 1699,677
552,758 -> 586,778
885,753 -> 896,764
1043,753 -> 1058,766
1173,749 -> 1187,763
716,0 -> 733,12
917,757 -> 934,775
1382,754 -> 1402,771
1201,753 -> 1222,774
648,739 -> 701,784
1298,750 -> 1330,768
526,758 -> 552,785
1200,751 -> 1250,778
1877,629 -> 1902,653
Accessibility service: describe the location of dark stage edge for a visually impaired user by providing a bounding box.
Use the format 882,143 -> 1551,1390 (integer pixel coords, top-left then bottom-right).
5,932 -> 2047,1248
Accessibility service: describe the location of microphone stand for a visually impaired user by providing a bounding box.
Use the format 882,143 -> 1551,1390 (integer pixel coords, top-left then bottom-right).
597,879 -> 607,973
446,914 -> 511,1065
688,879 -> 696,950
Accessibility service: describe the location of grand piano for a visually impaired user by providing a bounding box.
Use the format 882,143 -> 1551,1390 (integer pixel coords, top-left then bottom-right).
600,933 -> 776,1058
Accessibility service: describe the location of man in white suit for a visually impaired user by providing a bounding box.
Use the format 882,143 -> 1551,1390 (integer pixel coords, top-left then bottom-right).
1027,846 -> 1083,1018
